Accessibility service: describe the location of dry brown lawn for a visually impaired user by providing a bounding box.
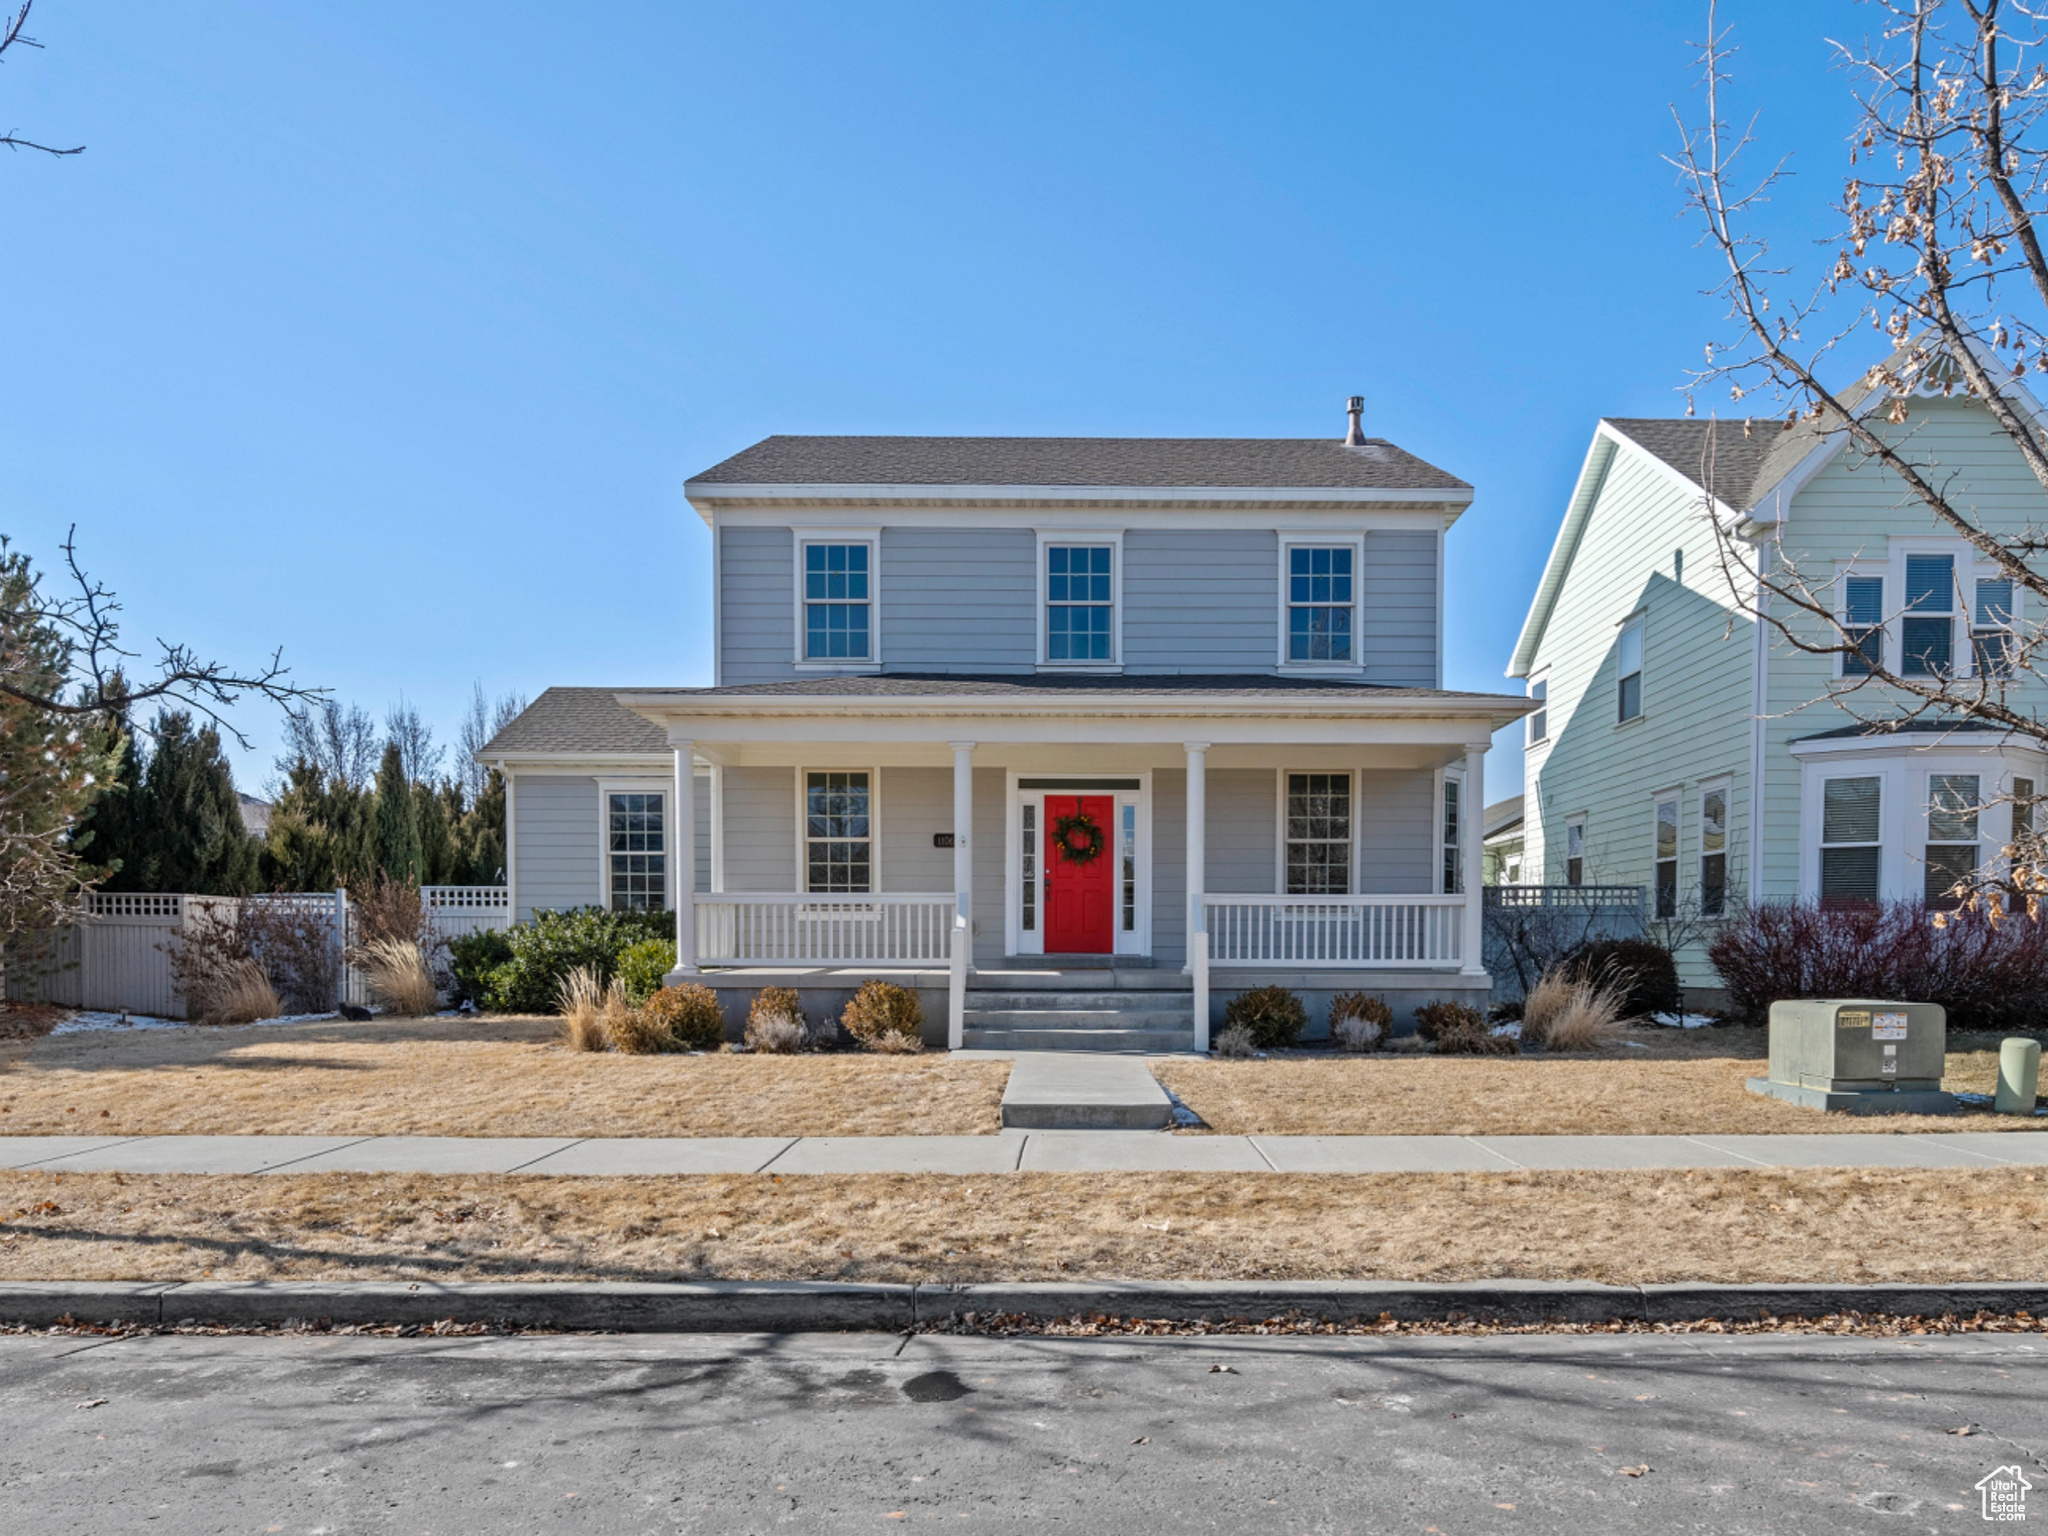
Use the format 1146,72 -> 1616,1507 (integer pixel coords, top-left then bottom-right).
1157,1026 -> 2044,1135
0,1017 -> 1008,1137
0,1167 -> 2040,1285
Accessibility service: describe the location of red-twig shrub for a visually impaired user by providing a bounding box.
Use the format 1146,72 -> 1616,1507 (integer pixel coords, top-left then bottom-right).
1707,900 -> 2048,1032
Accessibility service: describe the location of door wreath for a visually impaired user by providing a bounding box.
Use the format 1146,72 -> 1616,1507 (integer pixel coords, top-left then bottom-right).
1051,810 -> 1107,866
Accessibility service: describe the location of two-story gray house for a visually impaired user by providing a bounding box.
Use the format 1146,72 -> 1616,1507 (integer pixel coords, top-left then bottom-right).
482,409 -> 1528,1047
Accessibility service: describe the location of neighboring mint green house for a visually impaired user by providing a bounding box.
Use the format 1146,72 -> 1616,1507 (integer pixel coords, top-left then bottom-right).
482,409 -> 1528,1046
1509,380 -> 2046,989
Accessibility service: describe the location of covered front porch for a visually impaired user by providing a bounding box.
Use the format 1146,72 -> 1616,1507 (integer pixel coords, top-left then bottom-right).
617,678 -> 1526,1049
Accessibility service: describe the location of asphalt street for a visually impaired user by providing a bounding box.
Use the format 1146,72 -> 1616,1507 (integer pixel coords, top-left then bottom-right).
1,1329 -> 2042,1534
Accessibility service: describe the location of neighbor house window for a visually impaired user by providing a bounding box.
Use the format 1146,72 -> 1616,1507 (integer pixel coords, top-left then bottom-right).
1565,819 -> 1585,886
1286,545 -> 1355,662
1974,577 -> 2016,678
1617,617 -> 1644,722
607,792 -> 666,912
1820,776 -> 1881,907
1527,676 -> 1548,744
1843,575 -> 1885,676
1925,773 -> 1980,908
1700,783 -> 1729,917
1441,778 -> 1463,894
1902,553 -> 1955,676
1286,773 -> 1351,895
1020,803 -> 1037,932
803,542 -> 872,661
804,771 -> 871,893
2017,776 -> 2037,842
1046,544 -> 1114,662
1653,795 -> 1679,919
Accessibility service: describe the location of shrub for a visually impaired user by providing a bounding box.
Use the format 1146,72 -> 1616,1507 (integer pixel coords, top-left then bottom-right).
1222,985 -> 1307,1050
1212,1022 -> 1258,1058
353,874 -> 433,951
1329,991 -> 1391,1051
480,907 -> 669,1014
1413,998 -> 1484,1042
1431,1021 -> 1520,1056
556,965 -> 608,1052
840,979 -> 924,1051
239,898 -> 341,1014
1521,968 -> 1626,1052
616,938 -> 677,1004
360,937 -> 440,1017
1568,939 -> 1681,1018
744,987 -> 808,1053
447,928 -> 514,1007
1708,899 -> 2048,1031
166,899 -> 277,1024
639,982 -> 727,1051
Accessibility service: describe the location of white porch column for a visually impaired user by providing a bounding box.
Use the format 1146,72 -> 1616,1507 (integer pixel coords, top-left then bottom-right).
1461,744 -> 1486,977
948,742 -> 974,1050
1185,741 -> 1210,1051
671,742 -> 698,978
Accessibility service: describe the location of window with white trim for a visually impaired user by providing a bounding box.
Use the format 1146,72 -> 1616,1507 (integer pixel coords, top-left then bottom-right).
1565,818 -> 1585,887
1842,575 -> 1885,676
1526,675 -> 1547,744
1441,777 -> 1463,894
607,792 -> 666,912
804,771 -> 871,893
1973,577 -> 2017,678
1902,553 -> 1955,676
802,542 -> 872,661
2016,776 -> 2037,841
1820,775 -> 1881,907
1285,545 -> 1355,663
1653,795 -> 1679,919
1925,773 -> 1980,908
1617,617 -> 1644,722
1045,544 -> 1114,662
1285,772 -> 1351,895
1699,783 -> 1729,917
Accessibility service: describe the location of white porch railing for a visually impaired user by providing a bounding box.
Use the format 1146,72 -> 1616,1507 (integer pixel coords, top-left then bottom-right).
1202,894 -> 1466,967
694,894 -> 958,965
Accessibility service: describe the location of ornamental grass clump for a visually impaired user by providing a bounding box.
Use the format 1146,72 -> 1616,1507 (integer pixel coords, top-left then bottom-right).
360,937 -> 440,1018
556,965 -> 609,1052
1222,985 -> 1307,1050
840,980 -> 924,1053
1329,991 -> 1392,1051
637,983 -> 727,1052
745,986 -> 808,1053
1521,968 -> 1627,1052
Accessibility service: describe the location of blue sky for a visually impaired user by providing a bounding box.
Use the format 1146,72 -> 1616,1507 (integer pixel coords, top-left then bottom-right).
1,1 -> 1860,794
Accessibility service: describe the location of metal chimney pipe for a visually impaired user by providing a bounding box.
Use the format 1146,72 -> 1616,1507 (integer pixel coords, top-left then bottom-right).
1344,395 -> 1365,446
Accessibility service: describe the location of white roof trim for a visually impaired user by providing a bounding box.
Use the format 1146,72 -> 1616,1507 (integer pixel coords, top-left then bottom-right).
1508,430 -> 1616,679
685,481 -> 1472,523
615,687 -> 1531,726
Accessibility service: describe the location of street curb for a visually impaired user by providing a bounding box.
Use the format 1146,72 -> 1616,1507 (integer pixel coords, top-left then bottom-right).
3,1279 -> 2047,1332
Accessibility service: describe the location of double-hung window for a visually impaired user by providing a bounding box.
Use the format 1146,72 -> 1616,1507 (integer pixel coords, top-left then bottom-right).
802,542 -> 872,662
1974,577 -> 2017,678
1925,773 -> 1980,907
607,792 -> 666,912
1565,819 -> 1585,886
1699,783 -> 1729,918
1902,553 -> 1955,676
1526,675 -> 1547,744
2017,776 -> 2038,842
804,771 -> 871,893
1653,795 -> 1679,919
1617,617 -> 1644,722
1285,773 -> 1351,895
1045,544 -> 1114,662
1843,575 -> 1885,676
1285,546 -> 1355,663
1820,776 -> 1882,907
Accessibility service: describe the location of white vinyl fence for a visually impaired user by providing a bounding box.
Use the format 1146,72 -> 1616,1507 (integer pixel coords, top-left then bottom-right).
5,886 -> 512,1020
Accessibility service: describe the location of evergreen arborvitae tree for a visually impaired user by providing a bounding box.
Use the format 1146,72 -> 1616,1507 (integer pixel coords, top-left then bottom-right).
415,778 -> 455,886
456,767 -> 507,884
372,741 -> 422,886
121,711 -> 259,894
74,707 -> 145,887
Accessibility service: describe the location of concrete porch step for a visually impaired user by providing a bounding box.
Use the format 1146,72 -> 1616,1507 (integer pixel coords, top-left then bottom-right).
999,1052 -> 1175,1129
965,1027 -> 1195,1054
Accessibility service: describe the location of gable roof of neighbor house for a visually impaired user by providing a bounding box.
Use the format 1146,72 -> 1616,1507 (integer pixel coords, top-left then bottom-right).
1482,794 -> 1524,842
685,435 -> 1470,497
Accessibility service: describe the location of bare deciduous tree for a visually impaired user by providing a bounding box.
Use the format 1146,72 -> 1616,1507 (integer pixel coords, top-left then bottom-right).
0,1 -> 83,159
456,682 -> 526,801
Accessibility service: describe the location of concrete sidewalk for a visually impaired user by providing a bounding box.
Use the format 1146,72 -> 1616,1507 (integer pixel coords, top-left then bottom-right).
1,1130 -> 2044,1175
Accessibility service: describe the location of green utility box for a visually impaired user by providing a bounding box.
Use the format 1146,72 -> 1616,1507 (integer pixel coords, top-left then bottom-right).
1745,999 -> 1958,1114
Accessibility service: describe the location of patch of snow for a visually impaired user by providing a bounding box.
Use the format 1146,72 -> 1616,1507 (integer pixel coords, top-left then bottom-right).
1622,1040 -> 1653,1050
1489,1021 -> 1523,1040
1647,1011 -> 1716,1029
1950,1091 -> 2048,1116
50,1009 -> 338,1037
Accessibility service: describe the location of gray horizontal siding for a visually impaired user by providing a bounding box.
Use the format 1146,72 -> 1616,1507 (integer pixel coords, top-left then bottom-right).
1122,529 -> 1276,672
1207,769 -> 1276,893
877,767 -> 954,893
881,527 -> 1036,672
1361,530 -> 1438,687
719,526 -> 796,684
513,775 -> 600,919
971,768 -> 1006,964
721,766 -> 795,892
1357,767 -> 1437,893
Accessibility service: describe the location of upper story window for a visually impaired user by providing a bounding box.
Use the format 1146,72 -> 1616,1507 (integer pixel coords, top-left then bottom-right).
1285,772 -> 1351,895
1974,577 -> 2017,678
801,539 -> 873,663
1902,553 -> 1955,676
1526,675 -> 1548,745
804,770 -> 871,893
607,791 -> 666,912
1285,546 -> 1355,663
1616,617 -> 1644,723
1843,575 -> 1885,676
1045,543 -> 1114,663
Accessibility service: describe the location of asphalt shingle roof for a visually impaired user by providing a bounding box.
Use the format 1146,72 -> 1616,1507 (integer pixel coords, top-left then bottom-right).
687,435 -> 1469,492
481,688 -> 670,756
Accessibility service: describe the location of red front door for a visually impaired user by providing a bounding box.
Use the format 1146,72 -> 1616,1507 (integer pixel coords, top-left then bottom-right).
1043,794 -> 1116,953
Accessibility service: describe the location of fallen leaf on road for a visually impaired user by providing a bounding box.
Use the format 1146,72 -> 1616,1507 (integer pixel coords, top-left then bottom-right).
1209,1364 -> 1236,1373
1947,1425 -> 1976,1435
1619,1464 -> 1650,1478
74,1399 -> 107,1410
1131,1436 -> 1149,1445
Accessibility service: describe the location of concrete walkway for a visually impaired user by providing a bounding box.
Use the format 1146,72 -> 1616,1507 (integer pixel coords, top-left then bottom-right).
998,1053 -> 1173,1129
2,1130 -> 2044,1175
